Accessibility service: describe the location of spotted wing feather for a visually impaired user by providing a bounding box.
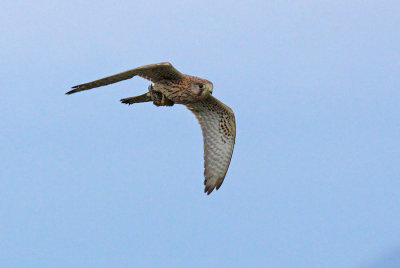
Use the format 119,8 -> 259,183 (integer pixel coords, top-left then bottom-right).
66,62 -> 184,94
186,96 -> 236,195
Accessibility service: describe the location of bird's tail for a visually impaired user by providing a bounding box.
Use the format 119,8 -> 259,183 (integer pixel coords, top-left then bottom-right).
120,93 -> 152,105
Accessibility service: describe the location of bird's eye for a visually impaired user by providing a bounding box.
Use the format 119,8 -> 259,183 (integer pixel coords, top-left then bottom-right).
199,84 -> 204,89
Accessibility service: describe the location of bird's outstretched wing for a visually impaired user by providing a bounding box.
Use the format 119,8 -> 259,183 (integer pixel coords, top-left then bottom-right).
66,62 -> 184,95
186,96 -> 236,195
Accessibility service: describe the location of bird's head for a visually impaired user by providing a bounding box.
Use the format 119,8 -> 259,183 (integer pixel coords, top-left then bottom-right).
190,77 -> 213,100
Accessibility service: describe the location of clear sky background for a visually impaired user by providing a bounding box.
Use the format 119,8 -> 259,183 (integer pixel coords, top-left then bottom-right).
1,1 -> 399,267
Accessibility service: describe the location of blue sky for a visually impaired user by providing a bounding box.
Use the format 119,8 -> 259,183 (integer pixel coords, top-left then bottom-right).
1,1 -> 399,267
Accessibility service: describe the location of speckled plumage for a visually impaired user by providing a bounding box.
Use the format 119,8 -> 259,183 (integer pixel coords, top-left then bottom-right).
66,62 -> 236,195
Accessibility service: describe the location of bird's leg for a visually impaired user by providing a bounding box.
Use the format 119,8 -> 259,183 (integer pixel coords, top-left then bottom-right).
148,84 -> 174,106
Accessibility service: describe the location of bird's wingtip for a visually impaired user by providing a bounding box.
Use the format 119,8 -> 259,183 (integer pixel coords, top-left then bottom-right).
65,89 -> 76,95
65,85 -> 83,95
203,175 -> 226,195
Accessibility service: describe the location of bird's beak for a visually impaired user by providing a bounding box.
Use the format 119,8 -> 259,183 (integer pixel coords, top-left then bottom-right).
206,84 -> 213,95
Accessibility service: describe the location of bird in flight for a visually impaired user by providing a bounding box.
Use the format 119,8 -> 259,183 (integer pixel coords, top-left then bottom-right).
66,62 -> 236,195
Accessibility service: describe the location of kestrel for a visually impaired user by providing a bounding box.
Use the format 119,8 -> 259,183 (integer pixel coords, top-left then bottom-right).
66,62 -> 236,195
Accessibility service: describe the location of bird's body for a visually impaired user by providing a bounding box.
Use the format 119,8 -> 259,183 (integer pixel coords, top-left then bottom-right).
67,62 -> 235,195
